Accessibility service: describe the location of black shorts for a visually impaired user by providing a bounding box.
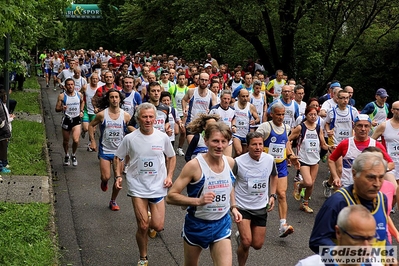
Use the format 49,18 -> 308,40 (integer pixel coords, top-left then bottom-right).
238,207 -> 268,227
61,116 -> 81,131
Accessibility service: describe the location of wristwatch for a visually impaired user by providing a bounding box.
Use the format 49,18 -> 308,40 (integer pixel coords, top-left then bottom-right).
270,194 -> 277,200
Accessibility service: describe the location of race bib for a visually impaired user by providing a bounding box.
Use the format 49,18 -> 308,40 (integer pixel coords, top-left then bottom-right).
305,139 -> 319,153
268,143 -> 285,159
138,156 -> 159,175
248,178 -> 267,195
337,129 -> 350,141
387,143 -> 399,157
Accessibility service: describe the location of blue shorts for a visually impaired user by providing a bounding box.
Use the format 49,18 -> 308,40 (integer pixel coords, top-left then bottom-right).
127,195 -> 164,204
98,152 -> 115,161
276,160 -> 288,178
52,72 -> 58,76
232,134 -> 247,144
183,213 -> 231,249
44,69 -> 51,75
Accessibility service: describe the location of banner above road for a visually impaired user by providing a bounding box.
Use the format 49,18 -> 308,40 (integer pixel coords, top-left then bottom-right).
65,4 -> 102,21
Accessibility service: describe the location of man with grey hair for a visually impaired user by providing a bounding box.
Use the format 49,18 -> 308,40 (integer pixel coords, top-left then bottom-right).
298,205 -> 378,265
309,152 -> 389,253
319,85 -> 342,118
257,103 -> 299,238
114,102 -> 176,266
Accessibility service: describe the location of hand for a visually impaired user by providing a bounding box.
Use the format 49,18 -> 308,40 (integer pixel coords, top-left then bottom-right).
327,130 -> 334,137
332,177 -> 341,188
89,140 -> 97,151
115,177 -> 122,190
199,192 -> 216,205
166,128 -> 173,136
289,156 -> 301,170
231,208 -> 242,223
163,177 -> 172,188
267,197 -> 275,212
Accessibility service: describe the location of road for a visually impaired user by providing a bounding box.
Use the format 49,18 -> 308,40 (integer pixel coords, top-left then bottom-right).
40,79 -> 398,266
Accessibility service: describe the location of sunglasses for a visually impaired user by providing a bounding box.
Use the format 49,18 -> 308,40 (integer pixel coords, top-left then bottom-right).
338,226 -> 376,243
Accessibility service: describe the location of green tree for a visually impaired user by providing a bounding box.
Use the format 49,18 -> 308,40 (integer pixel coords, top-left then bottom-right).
0,0 -> 71,73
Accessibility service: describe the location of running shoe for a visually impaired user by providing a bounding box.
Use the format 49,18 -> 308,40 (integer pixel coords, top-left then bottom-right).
63,155 -> 70,166
279,224 -> 294,238
300,201 -> 314,213
322,180 -> 332,198
137,259 -> 148,266
148,229 -> 157,238
293,173 -> 302,182
235,231 -> 240,247
321,154 -> 328,163
71,155 -> 78,166
109,200 -> 120,211
101,181 -> 108,192
293,182 -> 301,201
81,130 -> 86,139
87,143 -> 94,152
1,168 -> 10,174
176,148 -> 185,156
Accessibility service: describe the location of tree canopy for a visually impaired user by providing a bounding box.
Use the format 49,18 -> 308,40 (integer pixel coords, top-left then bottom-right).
2,0 -> 398,107
0,0 -> 71,73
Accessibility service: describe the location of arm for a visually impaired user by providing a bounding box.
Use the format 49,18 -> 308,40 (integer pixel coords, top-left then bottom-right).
328,144 -> 345,188
210,91 -> 217,107
226,156 -> 242,223
319,129 -> 329,150
309,199 -> 341,253
79,92 -> 84,118
286,125 -> 301,158
181,89 -> 193,116
55,94 -> 65,112
249,104 -> 260,125
231,117 -> 237,133
371,121 -> 386,140
91,89 -> 102,113
164,155 -> 176,188
114,155 -> 124,189
262,95 -> 268,123
267,163 -> 278,212
88,112 -> 104,151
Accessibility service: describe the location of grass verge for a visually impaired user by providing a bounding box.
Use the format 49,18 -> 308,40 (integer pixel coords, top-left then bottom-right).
2,77 -> 57,265
23,76 -> 41,90
8,120 -> 47,175
11,91 -> 40,114
0,202 -> 56,265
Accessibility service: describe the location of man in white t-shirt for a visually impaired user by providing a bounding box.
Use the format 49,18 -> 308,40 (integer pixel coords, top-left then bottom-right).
234,131 -> 278,266
114,103 -> 176,266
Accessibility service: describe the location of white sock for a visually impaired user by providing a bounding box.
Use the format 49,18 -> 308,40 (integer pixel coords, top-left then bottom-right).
280,219 -> 286,227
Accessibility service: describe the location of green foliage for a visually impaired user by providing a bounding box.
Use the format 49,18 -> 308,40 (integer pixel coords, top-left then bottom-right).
0,0 -> 71,73
0,202 -> 56,265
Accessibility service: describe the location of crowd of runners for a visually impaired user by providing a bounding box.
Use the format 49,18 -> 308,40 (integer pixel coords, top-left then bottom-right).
46,47 -> 398,266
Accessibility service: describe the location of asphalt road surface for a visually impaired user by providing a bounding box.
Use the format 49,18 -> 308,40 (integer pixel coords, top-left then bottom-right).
40,79 -> 398,266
